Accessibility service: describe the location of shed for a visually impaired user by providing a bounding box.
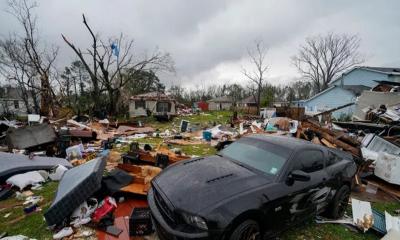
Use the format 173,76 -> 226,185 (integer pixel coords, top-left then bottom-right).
207,96 -> 233,111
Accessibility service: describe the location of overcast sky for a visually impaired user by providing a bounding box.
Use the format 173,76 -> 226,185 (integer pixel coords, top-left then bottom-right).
0,0 -> 399,89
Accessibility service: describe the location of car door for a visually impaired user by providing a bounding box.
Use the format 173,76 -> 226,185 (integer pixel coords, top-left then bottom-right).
293,148 -> 333,219
323,150 -> 351,203
267,148 -> 329,231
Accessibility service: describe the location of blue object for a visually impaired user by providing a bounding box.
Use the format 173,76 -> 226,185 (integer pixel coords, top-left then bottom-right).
111,43 -> 119,57
265,123 -> 278,131
99,149 -> 110,158
372,208 -> 386,235
203,131 -> 212,141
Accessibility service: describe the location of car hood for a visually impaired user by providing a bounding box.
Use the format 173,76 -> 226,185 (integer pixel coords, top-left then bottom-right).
152,155 -> 271,213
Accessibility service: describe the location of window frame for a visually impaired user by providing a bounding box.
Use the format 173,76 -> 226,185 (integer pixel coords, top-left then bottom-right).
290,148 -> 325,174
156,101 -> 171,112
135,100 -> 145,109
13,100 -> 19,109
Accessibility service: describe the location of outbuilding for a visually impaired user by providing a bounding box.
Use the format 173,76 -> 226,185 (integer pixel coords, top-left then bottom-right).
207,96 -> 233,111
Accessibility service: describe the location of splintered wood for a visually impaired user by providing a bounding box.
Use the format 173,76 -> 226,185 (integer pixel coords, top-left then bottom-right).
297,120 -> 361,158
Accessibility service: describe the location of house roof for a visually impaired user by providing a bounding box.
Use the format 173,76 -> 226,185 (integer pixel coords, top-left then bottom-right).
374,80 -> 400,87
342,85 -> 371,96
362,67 -> 400,74
240,95 -> 257,104
329,66 -> 400,86
130,91 -> 175,101
302,86 -> 336,103
301,85 -> 366,103
207,96 -> 232,103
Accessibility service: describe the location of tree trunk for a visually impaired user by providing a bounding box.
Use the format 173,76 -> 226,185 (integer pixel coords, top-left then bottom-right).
40,73 -> 52,116
256,84 -> 262,114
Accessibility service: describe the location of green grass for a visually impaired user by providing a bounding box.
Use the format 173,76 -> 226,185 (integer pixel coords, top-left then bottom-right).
0,181 -> 59,239
137,110 -> 233,131
282,221 -> 379,240
280,200 -> 400,240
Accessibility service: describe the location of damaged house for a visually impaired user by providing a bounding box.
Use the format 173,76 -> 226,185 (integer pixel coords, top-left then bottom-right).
297,66 -> 400,119
129,91 -> 176,119
0,86 -> 38,117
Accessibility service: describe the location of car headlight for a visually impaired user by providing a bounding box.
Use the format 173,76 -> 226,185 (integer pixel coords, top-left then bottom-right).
181,212 -> 208,230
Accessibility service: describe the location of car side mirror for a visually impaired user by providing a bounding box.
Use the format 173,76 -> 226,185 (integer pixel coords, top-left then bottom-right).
288,170 -> 311,182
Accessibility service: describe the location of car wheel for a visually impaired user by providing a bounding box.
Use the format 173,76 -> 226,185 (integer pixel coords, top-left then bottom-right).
329,185 -> 350,219
229,219 -> 260,240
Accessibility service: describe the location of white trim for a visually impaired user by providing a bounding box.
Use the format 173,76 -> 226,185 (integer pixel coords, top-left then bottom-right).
329,66 -> 400,86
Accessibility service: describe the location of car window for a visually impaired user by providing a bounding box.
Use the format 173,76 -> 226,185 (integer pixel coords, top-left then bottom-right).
220,139 -> 291,176
327,151 -> 341,166
293,150 -> 324,173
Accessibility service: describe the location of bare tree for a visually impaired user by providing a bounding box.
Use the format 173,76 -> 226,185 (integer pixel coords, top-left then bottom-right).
0,0 -> 59,116
292,32 -> 364,93
62,14 -> 174,116
0,34 -> 42,114
242,40 -> 269,113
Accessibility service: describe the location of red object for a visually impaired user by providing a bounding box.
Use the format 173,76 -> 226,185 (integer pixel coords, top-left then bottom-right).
92,196 -> 117,223
96,198 -> 148,240
198,101 -> 208,111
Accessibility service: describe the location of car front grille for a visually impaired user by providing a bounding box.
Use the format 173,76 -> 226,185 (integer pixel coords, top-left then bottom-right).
153,186 -> 176,226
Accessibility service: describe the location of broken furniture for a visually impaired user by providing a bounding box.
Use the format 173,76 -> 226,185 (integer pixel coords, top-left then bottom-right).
122,142 -> 189,167
117,164 -> 161,195
44,157 -> 106,226
101,169 -> 134,195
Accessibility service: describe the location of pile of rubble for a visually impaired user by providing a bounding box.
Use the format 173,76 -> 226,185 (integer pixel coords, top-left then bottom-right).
0,101 -> 399,239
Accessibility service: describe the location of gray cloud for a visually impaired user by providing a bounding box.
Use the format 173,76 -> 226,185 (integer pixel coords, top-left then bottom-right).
1,0 -> 399,88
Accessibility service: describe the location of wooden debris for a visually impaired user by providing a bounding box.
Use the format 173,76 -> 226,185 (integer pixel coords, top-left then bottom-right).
300,120 -> 361,157
117,164 -> 161,195
321,138 -> 337,148
311,137 -> 322,145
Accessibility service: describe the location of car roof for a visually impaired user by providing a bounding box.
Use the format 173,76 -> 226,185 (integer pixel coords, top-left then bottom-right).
245,134 -> 317,151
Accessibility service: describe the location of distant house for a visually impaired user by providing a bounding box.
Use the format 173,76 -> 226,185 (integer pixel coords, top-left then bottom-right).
0,86 -> 37,116
272,101 -> 291,107
207,96 -> 233,111
238,96 -> 257,108
129,92 -> 176,118
298,66 -> 400,118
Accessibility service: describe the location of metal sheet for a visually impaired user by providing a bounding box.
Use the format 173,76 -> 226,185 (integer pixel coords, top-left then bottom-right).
0,152 -> 72,181
6,124 -> 57,149
364,134 -> 400,156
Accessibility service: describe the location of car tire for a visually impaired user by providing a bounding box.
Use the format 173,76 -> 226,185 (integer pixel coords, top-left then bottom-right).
229,219 -> 261,240
328,185 -> 350,219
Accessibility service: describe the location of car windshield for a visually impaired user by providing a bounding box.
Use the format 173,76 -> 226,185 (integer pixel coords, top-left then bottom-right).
220,138 -> 291,176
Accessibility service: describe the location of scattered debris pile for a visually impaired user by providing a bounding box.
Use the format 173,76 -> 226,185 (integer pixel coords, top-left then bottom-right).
0,98 -> 399,239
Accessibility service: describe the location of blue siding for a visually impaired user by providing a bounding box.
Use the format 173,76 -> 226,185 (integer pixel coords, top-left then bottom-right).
331,68 -> 388,88
302,67 -> 395,119
303,86 -> 355,119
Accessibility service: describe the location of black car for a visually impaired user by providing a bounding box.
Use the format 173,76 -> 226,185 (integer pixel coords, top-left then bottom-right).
148,135 -> 357,240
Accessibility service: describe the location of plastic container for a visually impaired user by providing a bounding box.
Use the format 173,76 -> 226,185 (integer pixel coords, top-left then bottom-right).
203,131 -> 212,141
129,207 -> 154,236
